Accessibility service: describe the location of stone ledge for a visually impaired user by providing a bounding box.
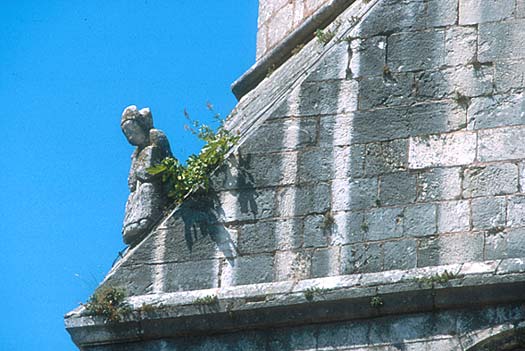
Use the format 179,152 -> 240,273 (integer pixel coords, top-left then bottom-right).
65,258 -> 525,347
231,0 -> 358,100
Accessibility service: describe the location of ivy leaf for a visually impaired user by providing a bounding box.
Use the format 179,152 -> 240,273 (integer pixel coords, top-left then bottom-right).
147,164 -> 168,175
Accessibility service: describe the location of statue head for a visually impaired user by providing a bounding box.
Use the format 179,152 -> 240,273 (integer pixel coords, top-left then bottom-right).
121,105 -> 154,147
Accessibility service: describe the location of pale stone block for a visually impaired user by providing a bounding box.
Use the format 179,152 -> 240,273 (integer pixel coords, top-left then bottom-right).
479,20 -> 525,62
438,200 -> 470,233
445,26 -> 477,66
472,196 -> 506,230
403,204 -> 437,237
467,92 -> 525,130
478,126 -> 525,161
495,60 -> 525,92
417,167 -> 462,202
408,132 -> 476,169
462,163 -> 519,198
459,0 -> 514,25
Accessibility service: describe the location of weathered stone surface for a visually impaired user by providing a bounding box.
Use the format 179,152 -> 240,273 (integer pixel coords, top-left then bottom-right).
332,177 -> 378,211
416,167 -> 462,202
297,80 -> 358,116
307,41 -> 349,81
278,182 -> 331,216
462,163 -> 518,198
365,207 -> 404,241
332,211 -> 367,245
472,196 -> 507,230
479,19 -> 525,62
387,30 -> 445,72
495,60 -> 525,92
408,132 -> 476,169
485,228 -> 525,259
468,92 -> 525,130
478,126 -> 525,161
238,219 -> 302,254
312,246 -> 340,278
459,0 -> 514,25
438,200 -> 470,233
418,232 -> 484,266
219,188 -> 276,223
358,73 -> 414,110
403,204 -> 437,237
383,239 -> 417,270
297,148 -> 334,183
353,102 -> 465,144
162,259 -> 220,292
518,0 -> 525,18
416,66 -> 493,99
348,36 -> 387,78
445,26 -> 477,66
507,195 -> 525,227
379,172 -> 417,206
341,242 -> 383,274
224,254 -> 274,286
364,139 -> 408,176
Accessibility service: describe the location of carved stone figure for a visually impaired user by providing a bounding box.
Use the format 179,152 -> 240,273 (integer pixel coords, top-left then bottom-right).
120,105 -> 172,246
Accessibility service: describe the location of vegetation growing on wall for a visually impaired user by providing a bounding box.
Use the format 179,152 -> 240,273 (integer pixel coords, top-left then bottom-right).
84,286 -> 130,323
147,104 -> 239,205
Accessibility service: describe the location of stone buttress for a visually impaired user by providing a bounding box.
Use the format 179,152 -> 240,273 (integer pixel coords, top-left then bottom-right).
66,1 -> 525,350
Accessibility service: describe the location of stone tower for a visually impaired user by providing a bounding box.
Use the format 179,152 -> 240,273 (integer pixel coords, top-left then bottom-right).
66,1 -> 525,350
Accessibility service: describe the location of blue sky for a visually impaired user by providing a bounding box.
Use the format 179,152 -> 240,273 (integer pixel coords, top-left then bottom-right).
0,1 -> 258,349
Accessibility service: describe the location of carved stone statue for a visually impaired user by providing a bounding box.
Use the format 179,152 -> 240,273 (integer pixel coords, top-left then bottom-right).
120,105 -> 172,246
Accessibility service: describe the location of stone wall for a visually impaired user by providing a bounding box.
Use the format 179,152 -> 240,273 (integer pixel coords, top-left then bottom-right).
256,0 -> 331,59
67,0 -> 525,349
100,0 -> 525,296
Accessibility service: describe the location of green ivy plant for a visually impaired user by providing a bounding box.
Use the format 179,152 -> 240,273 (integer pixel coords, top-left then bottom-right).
147,104 -> 239,205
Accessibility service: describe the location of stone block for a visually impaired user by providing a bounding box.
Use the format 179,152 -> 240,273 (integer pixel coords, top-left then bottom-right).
352,102 -> 465,144
332,145 -> 366,179
416,66 -> 493,99
311,246 -> 340,278
225,254 -> 274,286
417,232 -> 484,266
307,42 -> 349,81
478,126 -> 525,162
379,172 -> 417,206
303,214 -> 331,248
341,243 -> 383,274
365,207 -> 405,241
518,0 -> 525,18
404,204 -> 437,237
332,177 -> 378,211
266,2 -> 294,49
408,132 -> 476,169
256,24 -> 267,59
467,92 -> 525,130
417,167 -> 462,202
297,148 -> 333,183
163,259 -> 220,292
459,0 -> 514,25
364,139 -> 408,176
356,0 -> 456,38
383,239 -> 417,270
219,188 -> 276,223
278,182 -> 331,216
358,73 -> 415,110
387,30 -> 445,72
485,228 -> 525,259
495,60 -> 525,93
479,20 -> 525,62
298,80 -> 358,116
348,36 -> 387,78
438,200 -> 470,233
316,322 -> 369,350
507,195 -> 525,227
520,162 -> 525,192
238,219 -> 302,254
274,250 -> 311,281
332,211 -> 367,245
445,26 -> 477,66
462,163 -> 518,198
241,118 -> 317,154
472,196 -> 507,230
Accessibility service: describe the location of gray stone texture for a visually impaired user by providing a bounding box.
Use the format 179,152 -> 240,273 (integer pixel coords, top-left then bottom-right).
468,92 -> 525,130
379,172 -> 417,206
459,0 -> 515,25
418,232 -> 484,266
472,196 -> 507,230
417,167 -> 462,202
479,19 -> 525,62
444,26 -> 477,66
495,60 -> 525,92
478,126 -> 525,162
462,164 -> 519,198
387,30 -> 445,72
438,200 -> 470,233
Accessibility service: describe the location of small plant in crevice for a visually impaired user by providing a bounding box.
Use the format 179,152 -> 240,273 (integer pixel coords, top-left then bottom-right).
453,91 -> 471,109
415,270 -> 463,285
486,226 -> 506,236
139,303 -> 156,313
321,210 -> 335,230
193,295 -> 219,306
315,28 -> 335,45
266,64 -> 277,77
304,287 -> 330,302
147,104 -> 239,205
370,296 -> 384,308
83,286 -> 130,323
361,221 -> 369,233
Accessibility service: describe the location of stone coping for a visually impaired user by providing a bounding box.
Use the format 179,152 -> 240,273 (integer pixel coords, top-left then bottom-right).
66,258 -> 525,347
231,0 -> 356,100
